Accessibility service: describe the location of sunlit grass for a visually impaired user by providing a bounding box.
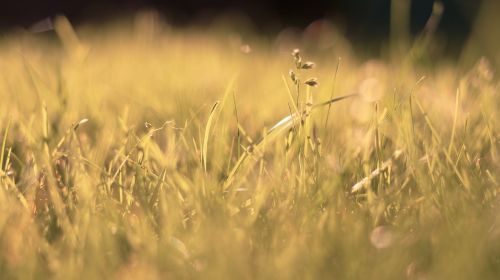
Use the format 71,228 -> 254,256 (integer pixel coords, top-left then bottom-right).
0,15 -> 498,279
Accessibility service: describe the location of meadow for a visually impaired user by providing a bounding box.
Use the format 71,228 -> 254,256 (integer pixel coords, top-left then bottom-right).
0,14 -> 498,279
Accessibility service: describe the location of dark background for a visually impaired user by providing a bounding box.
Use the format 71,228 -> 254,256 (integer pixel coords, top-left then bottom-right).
0,0 -> 483,52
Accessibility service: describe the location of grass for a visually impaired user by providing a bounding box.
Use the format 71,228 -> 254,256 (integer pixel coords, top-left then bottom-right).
0,15 -> 498,279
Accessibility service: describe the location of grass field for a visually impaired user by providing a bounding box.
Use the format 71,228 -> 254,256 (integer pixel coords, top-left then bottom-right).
0,15 -> 498,279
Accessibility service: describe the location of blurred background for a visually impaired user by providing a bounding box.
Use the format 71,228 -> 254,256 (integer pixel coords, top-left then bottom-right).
0,0 -> 498,66
0,1 -> 480,43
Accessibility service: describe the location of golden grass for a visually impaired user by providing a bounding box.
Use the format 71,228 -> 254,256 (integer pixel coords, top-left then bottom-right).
0,15 -> 498,279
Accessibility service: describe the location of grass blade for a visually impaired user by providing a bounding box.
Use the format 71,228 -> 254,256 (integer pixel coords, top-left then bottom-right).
202,101 -> 220,172
324,57 -> 341,128
1,119 -> 11,171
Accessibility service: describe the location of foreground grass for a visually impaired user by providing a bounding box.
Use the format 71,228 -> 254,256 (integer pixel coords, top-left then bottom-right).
0,18 -> 498,279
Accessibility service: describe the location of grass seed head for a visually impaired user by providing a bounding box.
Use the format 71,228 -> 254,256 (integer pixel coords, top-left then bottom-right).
301,61 -> 315,69
289,69 -> 297,83
304,78 -> 319,87
292,48 -> 302,68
